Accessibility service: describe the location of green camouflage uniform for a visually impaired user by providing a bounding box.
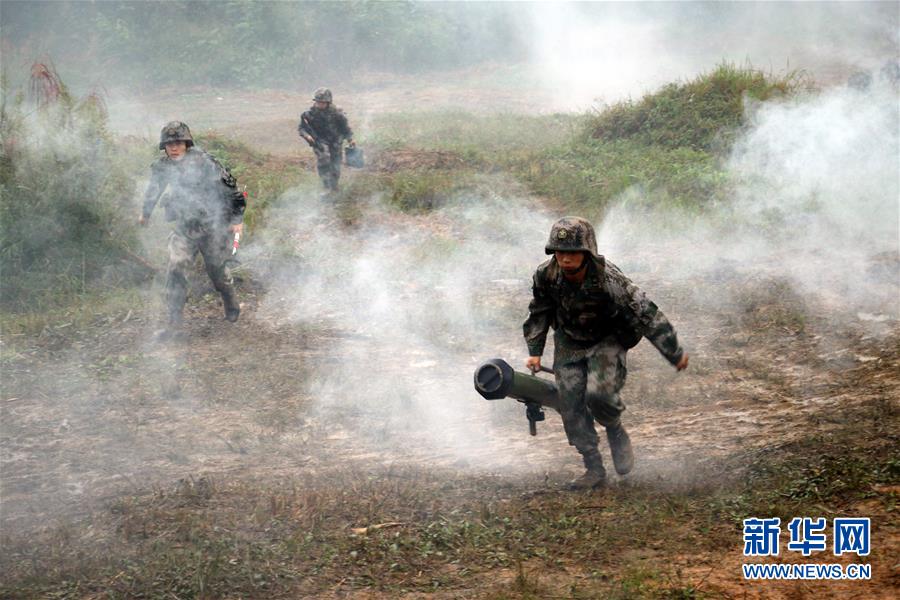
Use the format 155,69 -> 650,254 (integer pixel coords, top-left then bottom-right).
523,218 -> 683,473
298,104 -> 353,190
142,146 -> 246,324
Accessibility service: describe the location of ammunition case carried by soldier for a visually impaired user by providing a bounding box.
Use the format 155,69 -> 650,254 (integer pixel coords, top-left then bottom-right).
344,146 -> 364,168
474,358 -> 561,435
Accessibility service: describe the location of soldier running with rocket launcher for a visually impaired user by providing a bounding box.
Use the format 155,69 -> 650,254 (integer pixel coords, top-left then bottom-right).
522,217 -> 689,490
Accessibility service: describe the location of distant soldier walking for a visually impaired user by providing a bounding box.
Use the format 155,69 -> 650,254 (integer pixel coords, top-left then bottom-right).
140,121 -> 246,336
524,217 -> 689,490
298,87 -> 355,191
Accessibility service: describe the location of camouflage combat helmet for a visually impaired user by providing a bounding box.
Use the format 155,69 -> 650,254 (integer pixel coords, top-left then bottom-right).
545,216 -> 599,257
313,87 -> 333,103
158,121 -> 193,150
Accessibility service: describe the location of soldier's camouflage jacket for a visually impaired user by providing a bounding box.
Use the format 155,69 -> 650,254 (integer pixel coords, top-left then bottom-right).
142,148 -> 245,230
298,105 -> 353,146
524,255 -> 683,365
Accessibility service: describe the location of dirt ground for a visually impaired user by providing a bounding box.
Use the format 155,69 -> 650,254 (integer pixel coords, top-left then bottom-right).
3,199 -> 898,597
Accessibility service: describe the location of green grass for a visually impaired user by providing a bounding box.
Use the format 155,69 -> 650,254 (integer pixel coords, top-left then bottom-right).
513,138 -> 729,215
366,111 -> 582,158
0,288 -> 149,343
589,63 -> 807,151
493,64 -> 807,216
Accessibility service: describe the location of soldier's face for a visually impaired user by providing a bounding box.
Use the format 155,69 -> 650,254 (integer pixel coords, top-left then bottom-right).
165,141 -> 187,160
315,101 -> 330,110
555,251 -> 585,274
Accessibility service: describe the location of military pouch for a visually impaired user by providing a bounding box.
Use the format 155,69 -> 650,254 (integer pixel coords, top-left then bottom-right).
345,146 -> 365,168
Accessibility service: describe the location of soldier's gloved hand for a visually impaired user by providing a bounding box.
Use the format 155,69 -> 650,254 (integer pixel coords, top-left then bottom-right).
675,353 -> 689,371
526,356 -> 542,374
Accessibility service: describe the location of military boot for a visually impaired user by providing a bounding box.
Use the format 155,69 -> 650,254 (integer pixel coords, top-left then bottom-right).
606,423 -> 634,475
567,451 -> 606,491
222,290 -> 240,323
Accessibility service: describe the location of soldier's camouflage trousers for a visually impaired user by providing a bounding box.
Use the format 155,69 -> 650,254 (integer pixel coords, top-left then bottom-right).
314,143 -> 342,190
553,334 -> 627,458
165,225 -> 237,324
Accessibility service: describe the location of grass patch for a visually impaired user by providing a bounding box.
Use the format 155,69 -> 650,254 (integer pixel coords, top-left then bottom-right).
4,396 -> 895,598
513,138 -> 729,215
367,111 -> 582,158
503,64 -> 804,215
327,167 -> 481,219
590,63 -> 806,151
0,288 -> 147,340
385,168 -> 472,212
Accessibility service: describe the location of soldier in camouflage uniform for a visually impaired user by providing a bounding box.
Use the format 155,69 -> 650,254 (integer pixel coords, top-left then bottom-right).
298,87 -> 355,191
140,121 -> 246,335
524,217 -> 689,490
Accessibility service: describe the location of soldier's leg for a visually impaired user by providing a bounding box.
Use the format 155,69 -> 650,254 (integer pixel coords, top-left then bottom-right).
164,230 -> 198,326
314,147 -> 332,189
555,359 -> 606,488
585,344 -> 632,475
199,230 -> 240,322
585,344 -> 627,427
328,143 -> 342,190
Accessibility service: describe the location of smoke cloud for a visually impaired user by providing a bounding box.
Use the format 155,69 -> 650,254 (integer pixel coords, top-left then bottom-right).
528,2 -> 899,110
597,80 -> 899,323
251,184 -> 565,471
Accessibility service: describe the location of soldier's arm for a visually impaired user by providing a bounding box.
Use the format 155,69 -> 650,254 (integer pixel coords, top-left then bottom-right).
298,113 -> 315,142
140,162 -> 166,222
219,165 -> 246,225
206,155 -> 246,225
337,111 -> 353,142
224,172 -> 246,225
523,270 -> 554,357
609,268 -> 684,366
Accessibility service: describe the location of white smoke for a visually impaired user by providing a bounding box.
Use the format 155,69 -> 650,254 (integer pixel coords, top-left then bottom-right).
528,2 -> 900,110
253,183 -> 572,470
597,81 -> 899,327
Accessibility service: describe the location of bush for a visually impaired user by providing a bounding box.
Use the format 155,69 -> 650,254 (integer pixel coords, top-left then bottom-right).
508,64 -> 803,215
0,69 -> 143,312
590,63 -> 805,151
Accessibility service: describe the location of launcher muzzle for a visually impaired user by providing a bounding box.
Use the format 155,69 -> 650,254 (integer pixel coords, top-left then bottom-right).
473,358 -> 561,436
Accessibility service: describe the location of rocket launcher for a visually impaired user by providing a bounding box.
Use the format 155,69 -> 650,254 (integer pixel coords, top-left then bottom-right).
473,358 -> 561,436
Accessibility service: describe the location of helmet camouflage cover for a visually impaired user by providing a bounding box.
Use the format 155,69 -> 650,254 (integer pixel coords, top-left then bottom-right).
158,121 -> 194,150
545,216 -> 599,257
313,87 -> 333,103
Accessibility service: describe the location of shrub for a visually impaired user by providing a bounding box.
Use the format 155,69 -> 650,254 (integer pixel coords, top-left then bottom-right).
590,63 -> 806,151
0,65 -> 142,311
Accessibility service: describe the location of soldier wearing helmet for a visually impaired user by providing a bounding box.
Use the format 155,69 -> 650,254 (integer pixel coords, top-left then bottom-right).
140,121 -> 246,337
298,87 -> 355,191
524,217 -> 689,490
